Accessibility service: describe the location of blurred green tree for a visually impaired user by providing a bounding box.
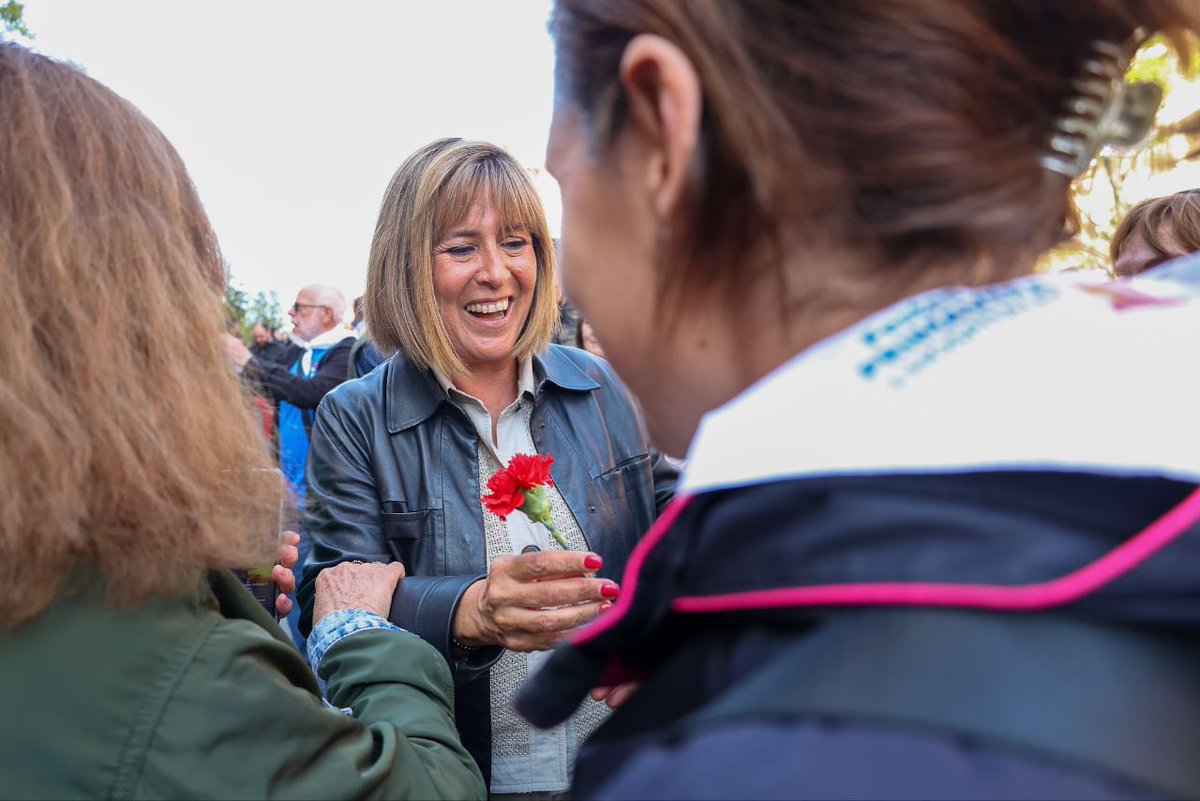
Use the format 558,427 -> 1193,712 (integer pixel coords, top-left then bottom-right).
1,1 -> 31,37
223,266 -> 284,342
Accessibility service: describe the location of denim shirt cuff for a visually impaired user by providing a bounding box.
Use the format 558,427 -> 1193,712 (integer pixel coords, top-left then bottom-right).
307,608 -> 405,668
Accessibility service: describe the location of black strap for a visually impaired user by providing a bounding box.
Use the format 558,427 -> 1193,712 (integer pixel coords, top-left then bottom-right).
680,609 -> 1200,799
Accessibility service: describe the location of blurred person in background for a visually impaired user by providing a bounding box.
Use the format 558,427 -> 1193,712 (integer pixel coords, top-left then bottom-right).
348,295 -> 386,379
245,320 -> 288,453
298,137 -> 677,797
223,284 -> 357,650
516,1 -> 1200,798
223,284 -> 356,505
0,41 -> 482,800
250,320 -> 288,363
1111,188 -> 1200,276
574,320 -> 606,359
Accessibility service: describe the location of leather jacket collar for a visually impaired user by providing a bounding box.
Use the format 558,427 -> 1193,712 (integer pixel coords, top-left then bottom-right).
384,347 -> 602,434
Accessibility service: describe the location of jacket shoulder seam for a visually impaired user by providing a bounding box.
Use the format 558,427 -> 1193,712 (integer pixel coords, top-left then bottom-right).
110,607 -> 221,798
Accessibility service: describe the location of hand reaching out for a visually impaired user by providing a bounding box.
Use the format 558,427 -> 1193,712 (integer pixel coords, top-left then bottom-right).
272,530 -> 300,617
453,550 -> 619,652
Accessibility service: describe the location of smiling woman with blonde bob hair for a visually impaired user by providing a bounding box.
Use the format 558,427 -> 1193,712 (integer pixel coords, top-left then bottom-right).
365,138 -> 561,378
299,137 -> 677,794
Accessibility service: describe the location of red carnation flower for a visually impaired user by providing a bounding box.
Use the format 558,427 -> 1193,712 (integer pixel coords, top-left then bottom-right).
481,452 -> 567,548
506,453 -> 555,490
482,469 -> 526,520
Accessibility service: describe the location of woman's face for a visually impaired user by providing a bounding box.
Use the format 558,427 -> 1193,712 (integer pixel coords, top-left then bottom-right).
432,200 -> 537,373
547,105 -> 659,388
546,48 -> 725,457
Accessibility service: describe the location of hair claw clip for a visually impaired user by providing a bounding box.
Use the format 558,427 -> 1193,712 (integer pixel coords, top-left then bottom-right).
1040,29 -> 1162,179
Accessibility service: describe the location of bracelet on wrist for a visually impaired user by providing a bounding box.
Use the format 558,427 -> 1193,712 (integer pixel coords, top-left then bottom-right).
451,635 -> 485,653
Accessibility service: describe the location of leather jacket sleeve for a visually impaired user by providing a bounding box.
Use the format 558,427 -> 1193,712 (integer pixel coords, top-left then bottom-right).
389,575 -> 504,682
299,394 -> 503,683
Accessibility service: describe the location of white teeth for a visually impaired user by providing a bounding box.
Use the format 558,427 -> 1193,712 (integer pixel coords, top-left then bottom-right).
465,299 -> 510,314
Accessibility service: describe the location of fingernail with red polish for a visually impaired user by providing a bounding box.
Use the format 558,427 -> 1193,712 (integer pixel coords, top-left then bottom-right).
597,604 -> 612,615
584,555 -> 603,570
601,583 -> 620,599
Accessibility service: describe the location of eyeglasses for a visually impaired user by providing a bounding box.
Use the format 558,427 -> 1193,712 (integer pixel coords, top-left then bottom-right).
291,302 -> 328,314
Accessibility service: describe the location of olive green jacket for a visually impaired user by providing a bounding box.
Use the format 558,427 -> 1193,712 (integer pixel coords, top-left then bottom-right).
0,570 -> 485,800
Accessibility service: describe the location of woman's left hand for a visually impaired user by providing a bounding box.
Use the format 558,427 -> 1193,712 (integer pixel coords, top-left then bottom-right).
590,682 -> 640,710
272,530 -> 301,617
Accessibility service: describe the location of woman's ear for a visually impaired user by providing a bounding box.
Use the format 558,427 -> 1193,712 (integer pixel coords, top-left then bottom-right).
618,34 -> 702,220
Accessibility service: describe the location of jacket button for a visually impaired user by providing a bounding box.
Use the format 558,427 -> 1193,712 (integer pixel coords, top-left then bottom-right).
538,420 -> 546,429
588,504 -> 597,513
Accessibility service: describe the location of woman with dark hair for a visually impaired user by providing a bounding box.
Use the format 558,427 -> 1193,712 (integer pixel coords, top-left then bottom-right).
298,137 -> 677,796
0,41 -> 482,799
516,2 -> 1200,798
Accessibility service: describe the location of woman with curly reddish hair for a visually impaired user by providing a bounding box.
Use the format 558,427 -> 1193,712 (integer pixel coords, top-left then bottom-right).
1111,188 -> 1200,276
0,41 -> 482,800
516,1 -> 1200,798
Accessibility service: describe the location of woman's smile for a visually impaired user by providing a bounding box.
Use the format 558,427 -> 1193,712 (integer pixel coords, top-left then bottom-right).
464,296 -> 512,321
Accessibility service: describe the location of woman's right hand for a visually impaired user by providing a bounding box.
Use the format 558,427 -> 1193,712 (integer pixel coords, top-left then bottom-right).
453,550 -> 619,652
312,560 -> 406,627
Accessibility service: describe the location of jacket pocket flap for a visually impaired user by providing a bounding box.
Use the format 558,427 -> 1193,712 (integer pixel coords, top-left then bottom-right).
379,509 -> 432,541
597,454 -> 652,500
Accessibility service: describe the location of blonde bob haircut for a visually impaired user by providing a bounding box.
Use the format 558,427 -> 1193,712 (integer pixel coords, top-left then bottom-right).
365,138 -> 559,378
0,43 -> 278,627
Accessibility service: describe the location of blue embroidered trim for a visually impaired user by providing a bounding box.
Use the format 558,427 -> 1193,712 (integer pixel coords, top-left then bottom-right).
307,608 -> 404,668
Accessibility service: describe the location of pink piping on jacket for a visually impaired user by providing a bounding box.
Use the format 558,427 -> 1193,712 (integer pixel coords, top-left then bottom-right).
673,485 -> 1200,614
571,484 -> 1200,648
570,495 -> 693,646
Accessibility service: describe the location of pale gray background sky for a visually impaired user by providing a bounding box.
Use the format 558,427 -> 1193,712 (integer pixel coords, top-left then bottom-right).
13,0 -> 562,317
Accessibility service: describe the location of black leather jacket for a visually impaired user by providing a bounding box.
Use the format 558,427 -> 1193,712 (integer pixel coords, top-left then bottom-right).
297,345 -> 677,779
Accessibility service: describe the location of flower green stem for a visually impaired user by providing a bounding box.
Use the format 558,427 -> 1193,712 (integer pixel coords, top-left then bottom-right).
543,520 -> 569,549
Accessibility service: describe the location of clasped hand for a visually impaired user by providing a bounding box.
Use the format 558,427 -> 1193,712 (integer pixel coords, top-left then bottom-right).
453,550 -> 619,652
312,560 -> 407,626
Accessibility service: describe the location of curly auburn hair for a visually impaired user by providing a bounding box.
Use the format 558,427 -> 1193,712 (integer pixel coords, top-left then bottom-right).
0,43 -> 278,627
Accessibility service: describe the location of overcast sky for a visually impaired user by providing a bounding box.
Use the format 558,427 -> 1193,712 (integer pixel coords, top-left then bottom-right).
17,3 -> 1200,302
14,0 -> 561,315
